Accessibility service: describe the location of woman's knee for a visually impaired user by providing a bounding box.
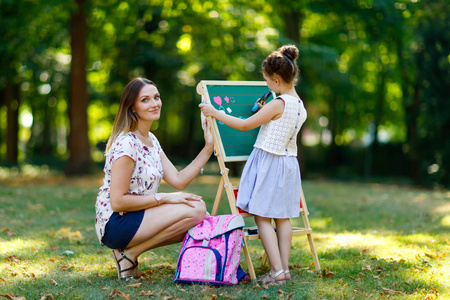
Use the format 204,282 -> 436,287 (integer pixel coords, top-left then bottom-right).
188,200 -> 207,224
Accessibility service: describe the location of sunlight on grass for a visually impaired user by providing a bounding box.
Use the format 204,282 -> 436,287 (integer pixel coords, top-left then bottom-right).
0,238 -> 44,254
1,179 -> 449,299
309,217 -> 332,229
315,232 -> 446,261
440,214 -> 450,227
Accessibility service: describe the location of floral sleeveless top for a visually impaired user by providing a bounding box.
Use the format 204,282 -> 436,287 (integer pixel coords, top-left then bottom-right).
95,132 -> 163,244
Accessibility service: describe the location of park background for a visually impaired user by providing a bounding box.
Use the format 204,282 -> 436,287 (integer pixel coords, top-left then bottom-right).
1,1 -> 450,299
1,0 -> 449,188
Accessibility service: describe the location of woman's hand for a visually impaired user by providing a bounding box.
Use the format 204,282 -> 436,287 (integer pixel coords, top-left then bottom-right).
202,118 -> 214,148
160,192 -> 203,208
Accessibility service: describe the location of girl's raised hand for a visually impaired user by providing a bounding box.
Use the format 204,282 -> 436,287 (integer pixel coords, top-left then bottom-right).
199,103 -> 217,118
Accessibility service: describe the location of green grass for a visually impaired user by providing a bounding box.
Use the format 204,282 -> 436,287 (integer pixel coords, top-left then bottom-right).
0,174 -> 449,299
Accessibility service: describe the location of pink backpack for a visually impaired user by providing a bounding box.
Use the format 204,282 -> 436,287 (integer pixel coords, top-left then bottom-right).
174,214 -> 247,285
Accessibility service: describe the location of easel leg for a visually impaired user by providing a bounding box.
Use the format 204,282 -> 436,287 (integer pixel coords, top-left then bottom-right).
242,237 -> 256,281
307,233 -> 321,271
211,177 -> 224,216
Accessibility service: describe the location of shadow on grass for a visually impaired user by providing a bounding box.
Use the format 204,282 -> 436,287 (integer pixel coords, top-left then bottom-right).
1,178 -> 449,299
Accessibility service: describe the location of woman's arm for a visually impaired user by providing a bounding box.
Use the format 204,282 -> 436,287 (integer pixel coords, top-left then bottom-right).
199,98 -> 285,131
161,119 -> 214,190
109,155 -> 205,212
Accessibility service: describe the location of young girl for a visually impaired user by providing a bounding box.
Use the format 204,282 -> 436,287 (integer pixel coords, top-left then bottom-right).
199,45 -> 306,285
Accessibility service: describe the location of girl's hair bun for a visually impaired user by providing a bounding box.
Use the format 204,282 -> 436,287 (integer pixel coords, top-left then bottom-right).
279,45 -> 299,62
262,44 -> 300,85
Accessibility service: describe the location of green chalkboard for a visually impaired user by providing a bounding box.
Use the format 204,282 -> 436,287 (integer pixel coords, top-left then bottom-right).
197,81 -> 274,162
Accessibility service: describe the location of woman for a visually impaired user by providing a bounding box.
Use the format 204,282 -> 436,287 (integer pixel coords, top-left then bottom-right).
95,77 -> 214,280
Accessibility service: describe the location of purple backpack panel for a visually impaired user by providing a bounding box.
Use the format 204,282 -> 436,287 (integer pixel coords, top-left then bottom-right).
174,214 -> 247,285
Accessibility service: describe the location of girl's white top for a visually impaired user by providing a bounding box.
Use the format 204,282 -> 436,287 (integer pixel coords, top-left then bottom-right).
253,94 -> 307,156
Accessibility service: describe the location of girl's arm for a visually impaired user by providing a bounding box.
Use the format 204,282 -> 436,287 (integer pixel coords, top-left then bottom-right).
199,98 -> 285,131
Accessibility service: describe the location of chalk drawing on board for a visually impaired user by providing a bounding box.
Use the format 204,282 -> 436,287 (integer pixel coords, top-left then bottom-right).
197,80 -> 274,162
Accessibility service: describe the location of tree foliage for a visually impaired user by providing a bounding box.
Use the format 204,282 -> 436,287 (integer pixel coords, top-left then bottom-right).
1,0 -> 449,187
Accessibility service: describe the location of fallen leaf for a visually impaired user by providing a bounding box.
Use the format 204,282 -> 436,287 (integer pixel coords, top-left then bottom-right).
381,287 -> 403,295
58,265 -> 74,271
287,292 -> 295,300
49,279 -> 58,286
253,284 -> 262,290
360,248 -> 370,255
39,293 -> 55,300
277,288 -> 287,294
261,295 -> 268,299
1,228 -> 9,232
431,287 -> 438,294
3,256 -> 19,262
119,293 -> 130,300
139,290 -> 156,297
0,294 -> 26,300
126,283 -> 142,288
106,289 -> 121,298
321,268 -> 334,278
211,295 -> 217,300
362,265 -> 372,271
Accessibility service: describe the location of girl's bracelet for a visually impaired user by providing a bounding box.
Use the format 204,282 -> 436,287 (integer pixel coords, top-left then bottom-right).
191,161 -> 204,175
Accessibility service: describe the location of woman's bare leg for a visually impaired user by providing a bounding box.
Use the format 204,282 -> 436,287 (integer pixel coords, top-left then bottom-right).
114,200 -> 206,275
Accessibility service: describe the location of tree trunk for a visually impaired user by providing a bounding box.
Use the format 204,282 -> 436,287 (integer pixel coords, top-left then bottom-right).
65,0 -> 91,175
5,80 -> 19,164
281,11 -> 301,43
398,37 -> 420,184
365,65 -> 386,180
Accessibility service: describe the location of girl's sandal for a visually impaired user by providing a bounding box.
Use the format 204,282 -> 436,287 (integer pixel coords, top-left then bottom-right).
258,270 -> 286,285
284,270 -> 291,281
112,250 -> 139,280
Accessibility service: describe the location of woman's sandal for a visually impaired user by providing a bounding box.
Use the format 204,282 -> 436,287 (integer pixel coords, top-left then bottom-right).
112,250 -> 139,280
258,270 -> 286,285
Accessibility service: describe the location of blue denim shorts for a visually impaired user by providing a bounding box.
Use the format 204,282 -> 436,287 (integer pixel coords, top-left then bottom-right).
102,210 -> 145,251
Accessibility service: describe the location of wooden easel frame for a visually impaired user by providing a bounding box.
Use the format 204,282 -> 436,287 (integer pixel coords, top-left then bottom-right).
197,80 -> 320,280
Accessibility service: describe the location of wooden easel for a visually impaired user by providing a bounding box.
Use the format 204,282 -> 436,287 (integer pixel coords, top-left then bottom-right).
197,80 -> 320,280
